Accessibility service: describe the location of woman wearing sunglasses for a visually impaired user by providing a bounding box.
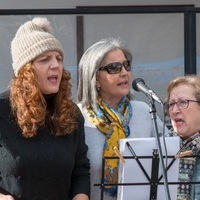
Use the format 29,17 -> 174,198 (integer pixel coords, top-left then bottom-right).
165,75 -> 200,200
77,37 -> 165,200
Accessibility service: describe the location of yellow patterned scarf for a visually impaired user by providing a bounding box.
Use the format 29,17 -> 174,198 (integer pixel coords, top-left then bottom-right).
86,96 -> 132,197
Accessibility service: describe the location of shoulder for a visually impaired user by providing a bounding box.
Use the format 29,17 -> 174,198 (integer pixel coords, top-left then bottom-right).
0,90 -> 9,100
77,102 -> 87,120
77,102 -> 95,128
0,90 -> 12,121
77,102 -> 86,116
130,100 -> 150,111
70,101 -> 84,123
77,102 -> 84,112
129,100 -> 153,123
0,90 -> 11,111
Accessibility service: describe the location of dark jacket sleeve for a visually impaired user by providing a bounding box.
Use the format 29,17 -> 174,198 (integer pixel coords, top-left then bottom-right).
70,106 -> 90,199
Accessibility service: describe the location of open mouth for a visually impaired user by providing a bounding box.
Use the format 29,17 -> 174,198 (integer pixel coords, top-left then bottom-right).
118,81 -> 128,86
48,75 -> 58,83
174,118 -> 184,125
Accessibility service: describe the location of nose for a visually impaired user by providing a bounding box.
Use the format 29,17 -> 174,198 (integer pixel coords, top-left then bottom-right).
170,103 -> 180,114
50,57 -> 61,69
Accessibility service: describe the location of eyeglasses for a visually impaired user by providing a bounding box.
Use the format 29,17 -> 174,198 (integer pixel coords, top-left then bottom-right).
164,99 -> 200,111
98,60 -> 131,74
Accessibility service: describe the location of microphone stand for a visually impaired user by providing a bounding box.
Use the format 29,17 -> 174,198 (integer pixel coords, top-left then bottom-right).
148,98 -> 171,200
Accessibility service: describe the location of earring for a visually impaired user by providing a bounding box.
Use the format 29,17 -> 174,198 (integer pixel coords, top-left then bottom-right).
97,87 -> 100,91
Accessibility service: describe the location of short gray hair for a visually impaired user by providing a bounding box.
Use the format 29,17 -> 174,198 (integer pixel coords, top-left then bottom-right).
77,37 -> 132,108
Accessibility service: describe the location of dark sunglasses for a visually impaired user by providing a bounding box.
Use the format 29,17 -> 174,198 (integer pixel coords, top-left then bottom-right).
98,60 -> 131,74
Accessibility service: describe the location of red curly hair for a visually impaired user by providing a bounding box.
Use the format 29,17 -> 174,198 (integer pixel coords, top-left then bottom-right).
9,63 -> 78,138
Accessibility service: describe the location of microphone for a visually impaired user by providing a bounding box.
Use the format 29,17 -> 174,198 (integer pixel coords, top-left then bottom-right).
132,78 -> 163,104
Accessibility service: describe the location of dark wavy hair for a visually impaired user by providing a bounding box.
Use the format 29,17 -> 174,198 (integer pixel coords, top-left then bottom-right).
9,63 -> 78,138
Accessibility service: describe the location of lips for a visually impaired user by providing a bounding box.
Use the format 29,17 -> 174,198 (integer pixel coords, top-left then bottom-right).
118,80 -> 128,85
48,75 -> 59,83
173,118 -> 184,125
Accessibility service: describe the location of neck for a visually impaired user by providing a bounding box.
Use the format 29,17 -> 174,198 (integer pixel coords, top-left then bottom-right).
102,99 -> 119,109
43,93 -> 56,100
100,96 -> 127,109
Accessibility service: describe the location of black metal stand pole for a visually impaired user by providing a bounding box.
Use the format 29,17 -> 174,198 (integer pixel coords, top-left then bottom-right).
148,98 -> 171,200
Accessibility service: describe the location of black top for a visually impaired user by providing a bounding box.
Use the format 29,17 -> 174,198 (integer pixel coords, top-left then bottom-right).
0,91 -> 90,200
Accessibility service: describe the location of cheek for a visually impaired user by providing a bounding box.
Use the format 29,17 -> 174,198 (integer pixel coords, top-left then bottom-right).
35,73 -> 43,83
34,69 -> 46,81
99,74 -> 116,85
127,72 -> 132,79
188,108 -> 200,125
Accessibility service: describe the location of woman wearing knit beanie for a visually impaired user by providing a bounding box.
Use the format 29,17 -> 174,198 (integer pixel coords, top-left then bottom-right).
0,17 -> 90,200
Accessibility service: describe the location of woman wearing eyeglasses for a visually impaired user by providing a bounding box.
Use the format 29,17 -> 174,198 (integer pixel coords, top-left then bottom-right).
165,75 -> 200,200
77,37 -> 165,200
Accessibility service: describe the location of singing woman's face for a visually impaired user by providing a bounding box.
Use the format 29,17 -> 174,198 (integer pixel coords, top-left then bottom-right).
32,51 -> 63,94
96,49 -> 131,108
168,84 -> 200,139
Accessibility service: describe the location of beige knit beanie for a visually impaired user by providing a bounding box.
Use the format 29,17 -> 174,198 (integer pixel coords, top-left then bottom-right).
11,17 -> 64,77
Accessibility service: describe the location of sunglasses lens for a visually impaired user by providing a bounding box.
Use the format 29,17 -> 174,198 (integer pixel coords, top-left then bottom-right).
107,63 -> 121,74
123,61 -> 131,71
99,60 -> 131,74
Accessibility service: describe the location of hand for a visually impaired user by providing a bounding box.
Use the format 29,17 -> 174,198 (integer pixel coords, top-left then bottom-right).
0,193 -> 14,200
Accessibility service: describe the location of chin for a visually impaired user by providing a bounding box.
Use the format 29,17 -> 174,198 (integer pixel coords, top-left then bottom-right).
42,88 -> 59,94
121,92 -> 129,97
176,130 -> 187,138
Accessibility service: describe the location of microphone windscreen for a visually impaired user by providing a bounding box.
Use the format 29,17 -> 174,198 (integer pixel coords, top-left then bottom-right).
132,78 -> 145,91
